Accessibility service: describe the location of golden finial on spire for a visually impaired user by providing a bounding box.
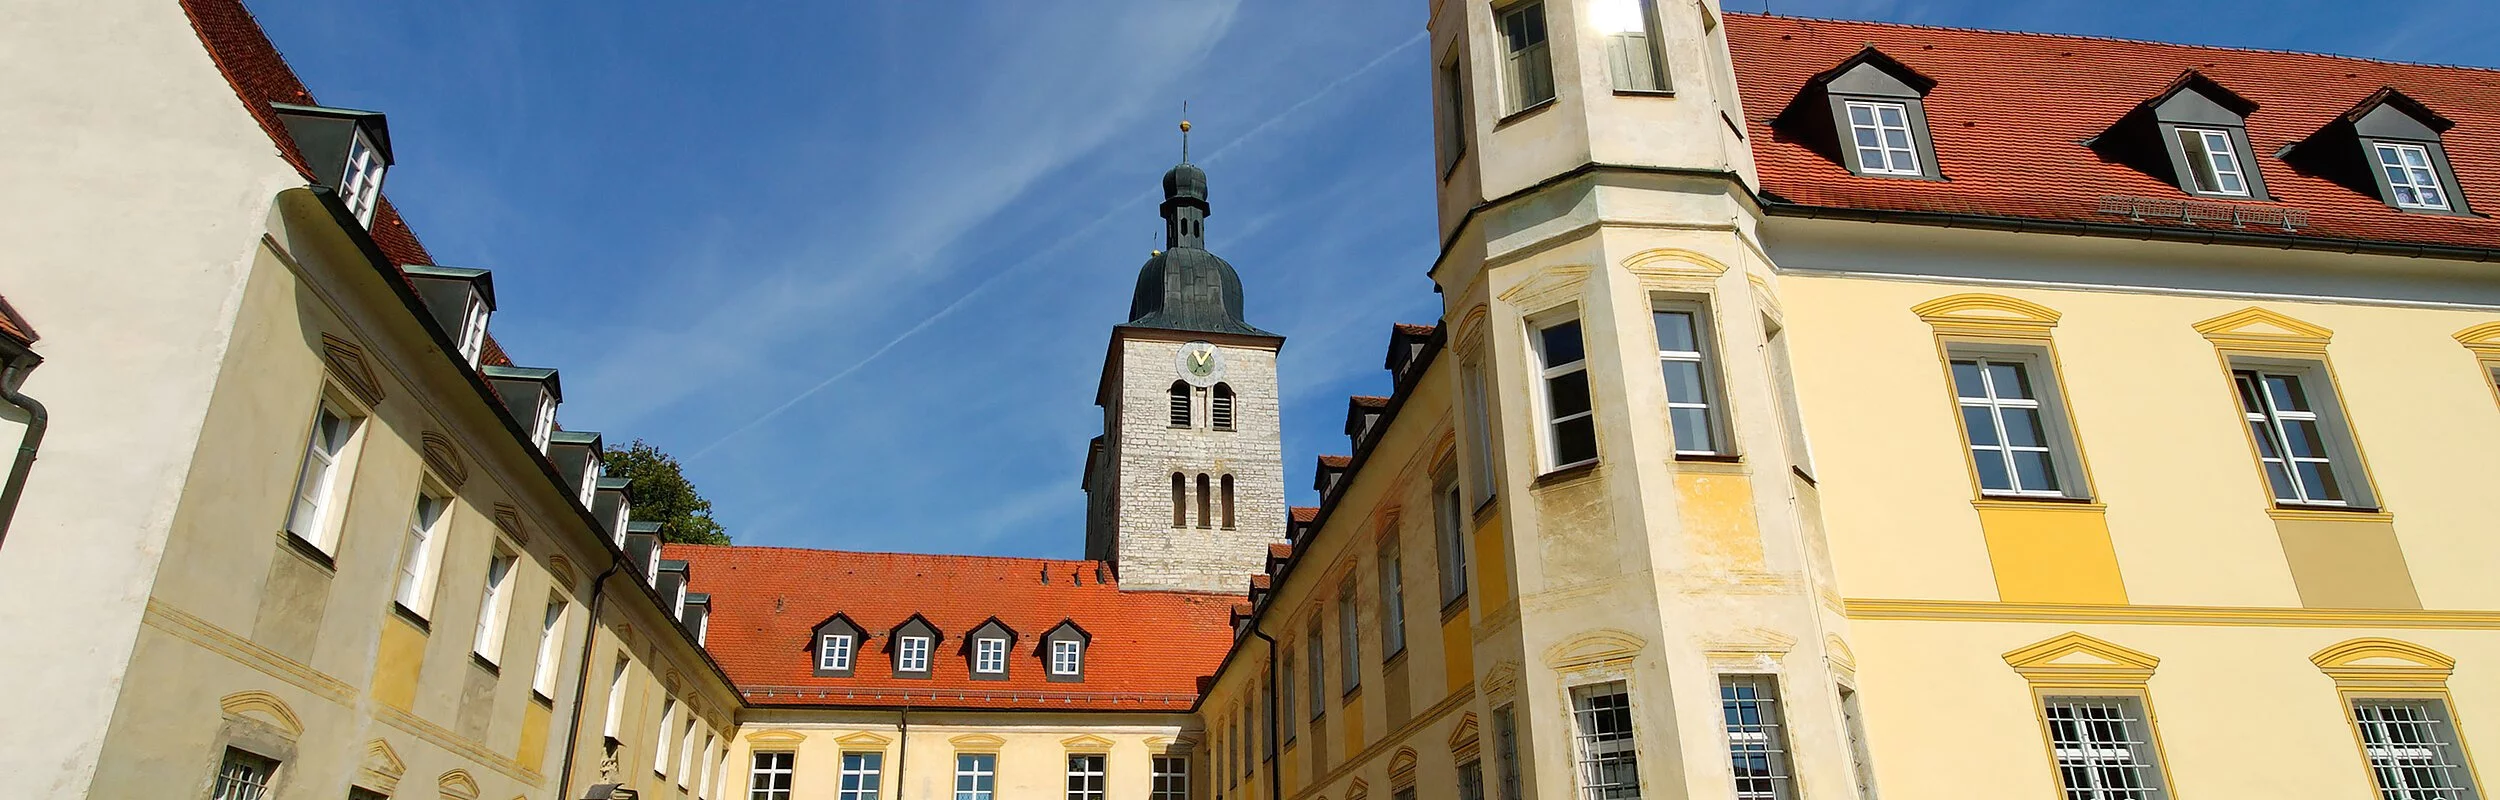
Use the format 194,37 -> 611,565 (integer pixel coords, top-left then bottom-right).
1180,101 -> 1192,162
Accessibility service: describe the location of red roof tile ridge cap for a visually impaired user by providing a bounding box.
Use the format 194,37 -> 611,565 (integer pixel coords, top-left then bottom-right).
1727,11 -> 2500,76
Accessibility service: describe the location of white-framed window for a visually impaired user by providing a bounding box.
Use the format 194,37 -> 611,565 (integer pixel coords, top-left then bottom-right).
212,747 -> 280,800
1532,316 -> 1598,470
821,634 -> 854,672
1211,383 -> 1236,430
955,753 -> 997,800
602,656 -> 629,739
2176,127 -> 2250,196
1337,577 -> 1362,691
2376,142 -> 2452,210
283,401 -> 359,552
654,698 -> 676,775
2233,366 -> 2366,507
678,718 -> 699,786
339,128 -> 387,226
975,637 -> 1008,674
1838,685 -> 1880,800
456,293 -> 491,368
695,733 -> 716,796
473,548 -> 517,661
753,751 -> 795,800
1052,639 -> 1084,676
1379,538 -> 1406,657
1497,1 -> 1555,113
1720,675 -> 1795,800
532,596 -> 567,698
530,394 -> 558,453
1950,352 -> 2083,497
2351,698 -> 2477,799
1571,682 -> 1640,800
1151,755 -> 1190,800
1655,302 -> 1727,455
395,493 -> 449,616
2041,696 -> 2169,800
837,751 -> 883,800
898,636 -> 932,673
1593,0 -> 1665,92
1434,479 -> 1469,607
1169,382 -> 1194,427
1462,361 -> 1498,503
1067,754 -> 1107,800
1845,101 -> 1921,176
1494,705 -> 1523,800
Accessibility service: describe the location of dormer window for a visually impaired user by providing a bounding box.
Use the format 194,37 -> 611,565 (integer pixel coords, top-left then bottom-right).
456,293 -> 491,367
482,365 -> 561,454
1845,101 -> 1922,176
1052,639 -> 1083,676
2095,71 -> 2269,200
531,400 -> 557,452
271,103 -> 394,229
820,633 -> 853,671
975,638 -> 1007,674
2175,128 -> 2249,196
897,636 -> 931,672
1776,48 -> 1941,180
340,129 -> 387,226
2376,143 -> 2450,210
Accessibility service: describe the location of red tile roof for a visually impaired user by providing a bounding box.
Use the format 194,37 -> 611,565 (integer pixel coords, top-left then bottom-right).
1268,542 -> 1295,560
1316,455 -> 1351,469
1290,507 -> 1318,523
1393,323 -> 1438,337
1727,13 -> 2500,252
1350,395 -> 1390,408
667,544 -> 1237,710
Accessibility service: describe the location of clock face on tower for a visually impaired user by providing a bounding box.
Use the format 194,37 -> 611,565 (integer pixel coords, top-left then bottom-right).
1176,341 -> 1226,387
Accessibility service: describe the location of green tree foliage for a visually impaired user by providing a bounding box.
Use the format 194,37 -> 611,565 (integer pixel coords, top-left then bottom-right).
603,438 -> 730,545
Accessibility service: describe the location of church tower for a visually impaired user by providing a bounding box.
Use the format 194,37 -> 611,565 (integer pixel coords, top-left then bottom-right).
1084,146 -> 1286,593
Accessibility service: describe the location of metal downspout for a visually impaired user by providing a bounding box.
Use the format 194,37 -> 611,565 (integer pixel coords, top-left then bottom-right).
555,557 -> 626,799
1252,626 -> 1282,800
0,356 -> 47,553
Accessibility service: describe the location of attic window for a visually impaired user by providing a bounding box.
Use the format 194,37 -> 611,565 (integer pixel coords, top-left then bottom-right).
2377,144 -> 2451,210
897,636 -> 931,673
1784,48 -> 1941,180
974,638 -> 1008,674
2177,128 -> 2250,196
2100,72 -> 2270,200
1845,101 -> 1922,176
456,293 -> 491,367
1052,639 -> 1083,676
340,129 -> 387,226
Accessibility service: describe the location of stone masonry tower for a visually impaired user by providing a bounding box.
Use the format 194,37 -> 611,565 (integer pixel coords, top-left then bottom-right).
1083,151 -> 1286,593
1424,1 -> 1868,798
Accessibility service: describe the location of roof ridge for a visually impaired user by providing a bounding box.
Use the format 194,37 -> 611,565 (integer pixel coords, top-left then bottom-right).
1728,11 -> 2500,77
670,542 -> 1108,568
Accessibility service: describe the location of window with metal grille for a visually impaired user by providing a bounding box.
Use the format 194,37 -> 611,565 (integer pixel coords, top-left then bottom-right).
1152,755 -> 1191,800
1497,2 -> 1554,113
955,754 -> 997,800
211,748 -> 279,800
1068,754 -> 1108,800
1573,682 -> 1640,799
1460,759 -> 1488,800
1721,676 -> 1794,800
1170,382 -> 1194,427
2375,143 -> 2452,210
1656,304 -> 1726,455
1533,317 -> 1597,469
2233,368 -> 2361,506
839,752 -> 883,800
750,751 -> 795,800
284,402 -> 358,552
1951,354 -> 2077,497
975,638 -> 1007,674
1212,383 -> 1236,430
2041,696 -> 2168,800
2352,698 -> 2478,800
1845,101 -> 1921,176
2176,127 -> 2250,196
1495,705 -> 1524,800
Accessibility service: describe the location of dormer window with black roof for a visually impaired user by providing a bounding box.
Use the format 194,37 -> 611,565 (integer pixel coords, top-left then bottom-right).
966,618 -> 1017,680
1042,620 -> 1089,682
271,103 -> 393,227
2291,88 -> 2472,215
889,615 -> 939,679
484,365 -> 562,453
401,266 -> 495,368
1775,48 -> 1942,180
2094,71 -> 2271,200
811,614 -> 863,677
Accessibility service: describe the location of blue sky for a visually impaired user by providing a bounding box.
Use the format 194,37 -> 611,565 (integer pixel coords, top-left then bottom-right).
247,0 -> 2500,558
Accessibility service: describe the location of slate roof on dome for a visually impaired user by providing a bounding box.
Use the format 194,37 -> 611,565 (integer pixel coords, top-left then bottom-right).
1123,160 -> 1279,338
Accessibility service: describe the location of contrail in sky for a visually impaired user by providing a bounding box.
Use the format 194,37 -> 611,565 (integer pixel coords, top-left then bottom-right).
690,30 -> 1428,460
